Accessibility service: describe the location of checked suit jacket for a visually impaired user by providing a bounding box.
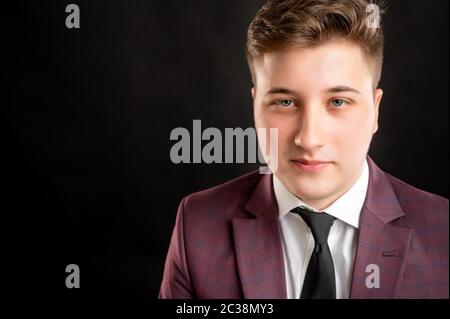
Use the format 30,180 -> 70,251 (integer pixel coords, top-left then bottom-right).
159,156 -> 449,298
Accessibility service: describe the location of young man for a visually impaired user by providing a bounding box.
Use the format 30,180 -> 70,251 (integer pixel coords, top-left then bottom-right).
159,0 -> 448,299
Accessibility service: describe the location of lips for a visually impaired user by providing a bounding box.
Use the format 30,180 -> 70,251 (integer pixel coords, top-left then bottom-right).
295,159 -> 331,165
291,158 -> 332,172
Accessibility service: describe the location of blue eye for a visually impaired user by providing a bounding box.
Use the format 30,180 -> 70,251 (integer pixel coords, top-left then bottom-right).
277,99 -> 294,107
331,99 -> 345,107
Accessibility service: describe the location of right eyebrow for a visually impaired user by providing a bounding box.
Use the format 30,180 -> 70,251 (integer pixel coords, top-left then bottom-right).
265,87 -> 298,96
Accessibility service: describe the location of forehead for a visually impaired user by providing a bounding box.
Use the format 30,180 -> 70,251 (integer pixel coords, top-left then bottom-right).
253,40 -> 374,92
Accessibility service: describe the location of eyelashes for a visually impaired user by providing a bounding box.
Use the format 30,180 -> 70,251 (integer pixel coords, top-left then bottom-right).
273,99 -> 295,107
329,99 -> 347,107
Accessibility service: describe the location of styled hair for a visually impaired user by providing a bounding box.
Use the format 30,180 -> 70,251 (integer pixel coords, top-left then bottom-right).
246,0 -> 386,88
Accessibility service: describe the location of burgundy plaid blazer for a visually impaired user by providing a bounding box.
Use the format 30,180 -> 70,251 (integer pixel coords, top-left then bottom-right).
159,156 -> 449,298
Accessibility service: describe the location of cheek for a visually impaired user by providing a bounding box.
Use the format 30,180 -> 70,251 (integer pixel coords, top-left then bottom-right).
253,104 -> 267,128
254,111 -> 296,155
335,110 -> 374,151
254,107 -> 286,131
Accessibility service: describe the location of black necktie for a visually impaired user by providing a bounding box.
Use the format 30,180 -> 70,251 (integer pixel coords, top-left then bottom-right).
291,206 -> 337,299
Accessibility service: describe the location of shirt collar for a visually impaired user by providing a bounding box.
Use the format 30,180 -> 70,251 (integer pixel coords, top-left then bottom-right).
273,158 -> 369,228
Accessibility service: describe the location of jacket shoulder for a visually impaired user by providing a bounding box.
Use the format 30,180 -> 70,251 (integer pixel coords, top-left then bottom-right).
181,170 -> 264,218
385,172 -> 449,226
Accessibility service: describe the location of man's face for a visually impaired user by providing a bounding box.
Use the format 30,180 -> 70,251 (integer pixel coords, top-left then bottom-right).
252,40 -> 383,211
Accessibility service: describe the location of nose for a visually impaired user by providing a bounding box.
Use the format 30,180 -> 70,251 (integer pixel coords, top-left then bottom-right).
294,105 -> 325,151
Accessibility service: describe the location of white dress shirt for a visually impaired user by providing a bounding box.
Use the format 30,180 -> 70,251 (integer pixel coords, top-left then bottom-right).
274,159 -> 369,299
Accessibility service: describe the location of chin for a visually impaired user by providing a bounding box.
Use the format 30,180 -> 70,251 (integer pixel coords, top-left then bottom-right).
289,179 -> 331,197
293,186 -> 322,198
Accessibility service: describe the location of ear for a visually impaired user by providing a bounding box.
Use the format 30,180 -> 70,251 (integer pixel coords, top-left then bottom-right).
251,86 -> 256,99
373,88 -> 383,134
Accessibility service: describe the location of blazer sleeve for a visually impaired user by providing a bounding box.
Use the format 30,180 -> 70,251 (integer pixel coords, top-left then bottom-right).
159,196 -> 194,298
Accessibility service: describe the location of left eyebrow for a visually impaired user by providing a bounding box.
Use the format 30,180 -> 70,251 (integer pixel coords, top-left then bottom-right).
325,86 -> 361,94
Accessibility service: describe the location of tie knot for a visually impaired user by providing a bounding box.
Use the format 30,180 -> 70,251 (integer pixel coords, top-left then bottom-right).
291,207 -> 336,244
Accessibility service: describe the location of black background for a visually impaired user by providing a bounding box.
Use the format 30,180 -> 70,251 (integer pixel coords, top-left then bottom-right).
6,0 -> 448,301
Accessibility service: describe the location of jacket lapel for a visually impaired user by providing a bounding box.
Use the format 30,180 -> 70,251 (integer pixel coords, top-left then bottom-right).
233,173 -> 287,299
350,157 -> 413,298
